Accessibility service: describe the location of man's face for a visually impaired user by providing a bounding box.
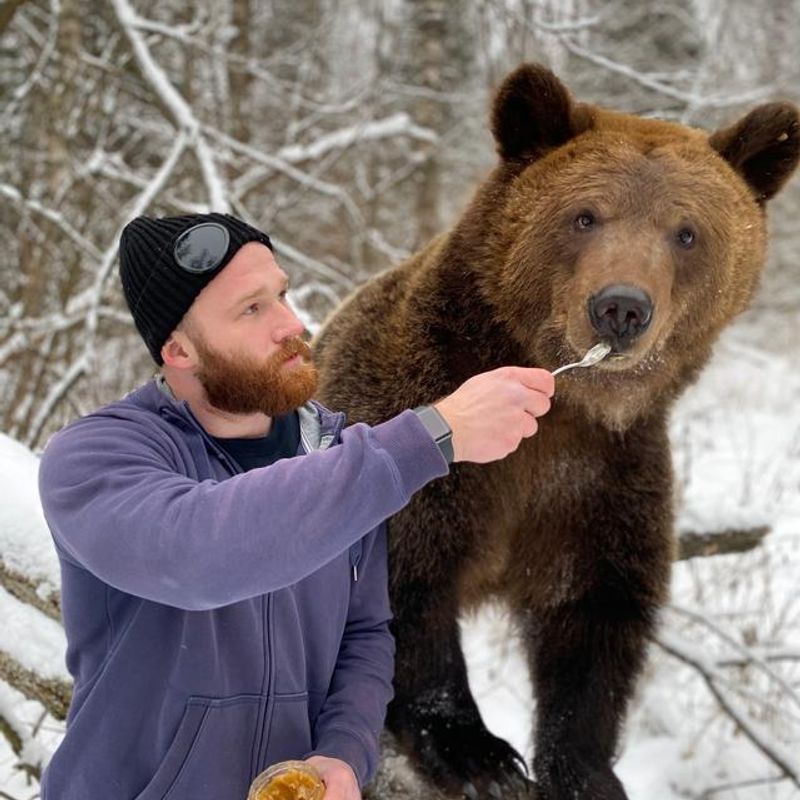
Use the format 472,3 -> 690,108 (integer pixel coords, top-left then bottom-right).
180,242 -> 318,417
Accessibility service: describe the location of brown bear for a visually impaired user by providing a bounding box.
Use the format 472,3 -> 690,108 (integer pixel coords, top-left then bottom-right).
312,63 -> 800,800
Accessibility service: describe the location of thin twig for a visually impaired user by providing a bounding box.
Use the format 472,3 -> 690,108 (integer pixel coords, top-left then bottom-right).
109,0 -> 228,210
0,184 -> 103,260
700,772 -> 791,798
655,632 -> 800,789
559,35 -> 772,109
667,604 -> 800,712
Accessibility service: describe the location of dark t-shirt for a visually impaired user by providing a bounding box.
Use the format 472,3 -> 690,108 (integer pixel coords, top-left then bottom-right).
210,411 -> 300,472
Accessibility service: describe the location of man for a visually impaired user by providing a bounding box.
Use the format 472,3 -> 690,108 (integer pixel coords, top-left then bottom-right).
37,213 -> 554,800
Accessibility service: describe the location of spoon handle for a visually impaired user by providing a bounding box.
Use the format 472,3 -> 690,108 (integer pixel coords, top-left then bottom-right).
551,362 -> 582,376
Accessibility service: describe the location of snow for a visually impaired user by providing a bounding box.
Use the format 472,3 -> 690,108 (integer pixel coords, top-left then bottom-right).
1,312 -> 798,797
0,433 -> 60,596
0,587 -> 68,681
670,325 -> 800,537
0,681 -> 63,797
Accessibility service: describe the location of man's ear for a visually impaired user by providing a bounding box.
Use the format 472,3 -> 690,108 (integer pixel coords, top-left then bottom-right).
161,329 -> 197,369
491,63 -> 586,163
709,102 -> 800,204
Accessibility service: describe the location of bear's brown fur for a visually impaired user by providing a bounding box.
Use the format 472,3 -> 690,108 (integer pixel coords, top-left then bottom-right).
313,64 -> 800,800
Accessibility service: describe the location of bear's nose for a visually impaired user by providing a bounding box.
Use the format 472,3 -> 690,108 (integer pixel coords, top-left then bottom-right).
588,285 -> 653,349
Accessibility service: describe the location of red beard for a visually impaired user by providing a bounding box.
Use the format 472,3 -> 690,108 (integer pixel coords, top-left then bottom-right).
194,334 -> 318,417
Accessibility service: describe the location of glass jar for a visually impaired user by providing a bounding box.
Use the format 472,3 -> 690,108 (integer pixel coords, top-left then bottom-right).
247,759 -> 326,800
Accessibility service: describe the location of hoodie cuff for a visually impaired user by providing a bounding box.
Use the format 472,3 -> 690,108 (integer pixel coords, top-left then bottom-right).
304,728 -> 372,788
369,409 -> 449,499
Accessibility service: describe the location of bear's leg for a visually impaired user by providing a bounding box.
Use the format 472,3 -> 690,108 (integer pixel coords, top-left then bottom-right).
527,587 -> 657,800
388,581 -> 534,799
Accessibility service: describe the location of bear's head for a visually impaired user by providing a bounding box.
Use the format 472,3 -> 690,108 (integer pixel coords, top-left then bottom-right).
467,64 -> 799,430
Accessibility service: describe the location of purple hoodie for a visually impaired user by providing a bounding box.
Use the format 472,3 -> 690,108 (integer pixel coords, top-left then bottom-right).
37,377 -> 448,799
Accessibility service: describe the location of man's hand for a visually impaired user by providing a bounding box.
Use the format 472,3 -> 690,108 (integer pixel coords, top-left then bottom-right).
434,366 -> 555,463
305,755 -> 360,800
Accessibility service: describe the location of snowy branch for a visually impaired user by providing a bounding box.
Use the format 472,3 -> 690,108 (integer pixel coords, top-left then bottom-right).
0,0 -> 29,36
0,184 -> 102,261
109,0 -> 228,211
24,354 -> 87,450
667,604 -> 800,713
1,0 -> 59,122
0,334 -> 28,369
269,235 -> 355,290
0,698 -> 43,786
497,0 -> 615,34
676,526 -> 770,560
79,128 -> 188,380
655,631 -> 800,789
559,36 -> 773,109
129,16 -> 372,112
0,564 -> 58,623
699,774 -> 794,798
0,651 -> 69,724
91,158 -> 208,215
205,126 -> 365,228
276,114 -> 438,165
225,197 -> 354,289
0,589 -> 70,721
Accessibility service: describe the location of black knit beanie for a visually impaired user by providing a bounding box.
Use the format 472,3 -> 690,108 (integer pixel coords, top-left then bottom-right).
119,212 -> 273,365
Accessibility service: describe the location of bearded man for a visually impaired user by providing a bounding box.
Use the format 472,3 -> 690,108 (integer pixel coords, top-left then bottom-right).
37,213 -> 554,800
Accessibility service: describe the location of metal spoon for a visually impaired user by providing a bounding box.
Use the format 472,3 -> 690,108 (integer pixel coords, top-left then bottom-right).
551,342 -> 612,376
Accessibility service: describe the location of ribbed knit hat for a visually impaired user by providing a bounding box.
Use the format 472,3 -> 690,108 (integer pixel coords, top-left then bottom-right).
119,213 -> 273,364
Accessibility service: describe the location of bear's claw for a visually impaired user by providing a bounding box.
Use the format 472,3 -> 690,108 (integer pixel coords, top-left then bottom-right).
409,711 -> 535,798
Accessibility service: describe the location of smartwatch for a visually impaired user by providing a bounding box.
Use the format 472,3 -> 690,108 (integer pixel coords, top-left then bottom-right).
413,405 -> 454,464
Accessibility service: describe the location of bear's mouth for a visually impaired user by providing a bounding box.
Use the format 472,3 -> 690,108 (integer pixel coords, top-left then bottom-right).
594,352 -> 635,372
557,340 -> 644,375
576,341 -> 666,378
605,347 -> 632,364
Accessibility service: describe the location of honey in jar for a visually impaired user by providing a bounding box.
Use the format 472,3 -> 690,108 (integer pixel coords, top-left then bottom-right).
247,760 -> 325,800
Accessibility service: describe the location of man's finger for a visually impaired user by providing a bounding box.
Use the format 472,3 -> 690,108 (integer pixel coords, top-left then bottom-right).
520,412 -> 539,438
507,367 -> 555,397
522,390 -> 552,418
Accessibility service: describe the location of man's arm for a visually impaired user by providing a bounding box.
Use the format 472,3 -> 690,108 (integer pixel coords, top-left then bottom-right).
38,365 -> 554,612
38,410 -> 446,611
304,526 -> 394,791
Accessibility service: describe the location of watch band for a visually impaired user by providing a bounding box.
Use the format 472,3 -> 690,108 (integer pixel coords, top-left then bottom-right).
413,405 -> 454,464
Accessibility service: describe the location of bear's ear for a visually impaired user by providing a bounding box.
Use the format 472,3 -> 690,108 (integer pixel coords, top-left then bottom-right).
709,102 -> 800,204
491,64 -> 582,162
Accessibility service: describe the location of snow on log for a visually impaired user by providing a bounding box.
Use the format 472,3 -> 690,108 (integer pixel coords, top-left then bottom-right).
0,433 -> 60,618
0,587 -> 70,720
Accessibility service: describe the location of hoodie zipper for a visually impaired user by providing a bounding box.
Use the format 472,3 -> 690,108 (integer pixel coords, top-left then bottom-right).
349,541 -> 363,582
159,394 -> 351,775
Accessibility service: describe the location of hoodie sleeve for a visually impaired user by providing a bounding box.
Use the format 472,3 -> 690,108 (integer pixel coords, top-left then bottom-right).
303,526 -> 394,788
38,409 -> 447,611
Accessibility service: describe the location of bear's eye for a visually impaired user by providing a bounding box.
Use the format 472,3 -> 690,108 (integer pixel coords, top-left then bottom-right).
574,212 -> 596,231
676,228 -> 696,249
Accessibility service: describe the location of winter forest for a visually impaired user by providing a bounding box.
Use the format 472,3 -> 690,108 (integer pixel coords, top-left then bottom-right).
1,0 -> 800,798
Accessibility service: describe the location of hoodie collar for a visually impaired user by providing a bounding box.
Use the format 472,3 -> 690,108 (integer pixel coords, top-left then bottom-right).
124,376 -> 345,452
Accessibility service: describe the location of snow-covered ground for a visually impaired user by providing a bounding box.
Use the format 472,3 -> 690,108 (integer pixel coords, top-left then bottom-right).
1,309 -> 798,798
0,432 -> 66,799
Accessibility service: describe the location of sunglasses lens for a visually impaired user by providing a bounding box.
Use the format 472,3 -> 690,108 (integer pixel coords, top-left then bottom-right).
174,223 -> 230,273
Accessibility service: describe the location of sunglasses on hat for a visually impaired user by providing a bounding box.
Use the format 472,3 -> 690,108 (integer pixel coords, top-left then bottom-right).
173,222 -> 230,274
